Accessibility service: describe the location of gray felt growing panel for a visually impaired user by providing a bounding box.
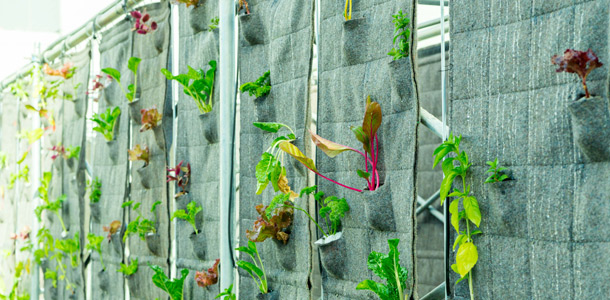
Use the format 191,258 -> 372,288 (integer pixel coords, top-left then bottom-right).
238,0 -> 314,298
318,0 -> 419,299
449,0 -> 610,299
126,3 -> 171,299
89,19 -> 132,300
175,1 -> 222,298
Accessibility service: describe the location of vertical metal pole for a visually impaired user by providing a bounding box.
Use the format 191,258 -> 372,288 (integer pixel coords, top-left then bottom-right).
219,0 -> 237,291
440,0 -> 450,298
30,49 -> 42,300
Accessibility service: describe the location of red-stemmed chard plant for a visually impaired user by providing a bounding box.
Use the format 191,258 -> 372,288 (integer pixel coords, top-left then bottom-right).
552,48 -> 603,98
131,10 -> 157,35
140,106 -> 162,132
167,160 -> 191,198
281,96 -> 382,192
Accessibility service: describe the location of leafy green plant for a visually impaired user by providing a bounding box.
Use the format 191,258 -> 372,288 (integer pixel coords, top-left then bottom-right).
388,10 -> 410,60
91,106 -> 121,141
88,177 -> 102,204
17,128 -> 44,145
256,97 -> 382,193
171,201 -> 202,234
551,48 -> 603,98
0,151 -> 7,169
215,284 -> 236,300
239,71 -> 271,98
123,201 -> 157,242
149,264 -> 189,300
356,239 -> 409,300
0,260 -> 31,300
294,186 -> 349,237
235,241 -> 268,294
485,159 -> 510,183
101,57 -> 141,102
128,144 -> 150,166
8,165 -> 29,190
209,17 -> 219,31
35,194 -> 67,232
55,232 -> 81,268
85,233 -> 106,270
344,0 -> 352,20
161,60 -> 217,114
118,258 -> 139,276
432,133 -> 480,300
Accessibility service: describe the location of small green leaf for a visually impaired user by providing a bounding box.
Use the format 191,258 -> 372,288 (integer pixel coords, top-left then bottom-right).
449,199 -> 460,232
463,196 -> 481,227
357,169 -> 371,180
101,68 -> 121,82
128,57 -> 141,74
253,122 -> 288,133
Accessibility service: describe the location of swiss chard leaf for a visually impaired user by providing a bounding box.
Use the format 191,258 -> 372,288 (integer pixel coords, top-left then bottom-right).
149,264 -> 189,300
356,239 -> 408,300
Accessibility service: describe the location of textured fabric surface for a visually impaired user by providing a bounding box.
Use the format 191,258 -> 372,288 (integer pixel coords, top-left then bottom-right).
90,19 -> 132,300
237,0 -> 314,298
317,0 -> 419,299
449,1 -> 610,299
174,2 -> 222,298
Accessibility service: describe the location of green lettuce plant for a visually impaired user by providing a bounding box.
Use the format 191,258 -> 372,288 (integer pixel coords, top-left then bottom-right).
8,165 -> 29,190
102,57 -> 141,102
239,70 -> 271,98
0,260 -> 30,300
149,264 -> 189,300
123,201 -> 157,242
91,106 -> 121,141
85,233 -> 106,270
388,10 -> 410,60
118,258 -> 139,276
356,239 -> 409,300
236,241 -> 269,294
88,177 -> 102,204
161,60 -> 217,114
35,194 -> 67,233
209,17 -> 219,31
432,133 -> 481,300
215,284 -> 236,300
171,201 -> 202,234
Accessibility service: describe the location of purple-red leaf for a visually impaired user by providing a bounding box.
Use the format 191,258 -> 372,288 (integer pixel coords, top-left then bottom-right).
552,48 -> 603,98
362,96 -> 382,141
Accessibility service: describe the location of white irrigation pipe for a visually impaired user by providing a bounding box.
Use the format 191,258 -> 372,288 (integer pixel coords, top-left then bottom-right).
219,0 -> 238,292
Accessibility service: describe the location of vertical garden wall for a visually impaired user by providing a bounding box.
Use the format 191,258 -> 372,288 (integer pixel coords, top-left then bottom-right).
0,0 -> 608,299
449,1 -> 610,299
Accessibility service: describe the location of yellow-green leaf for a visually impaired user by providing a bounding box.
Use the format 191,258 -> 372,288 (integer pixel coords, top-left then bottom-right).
279,141 -> 317,172
463,196 -> 481,227
456,242 -> 478,277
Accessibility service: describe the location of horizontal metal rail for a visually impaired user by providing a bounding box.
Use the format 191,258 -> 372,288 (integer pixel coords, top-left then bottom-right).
417,15 -> 449,30
418,22 -> 450,41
